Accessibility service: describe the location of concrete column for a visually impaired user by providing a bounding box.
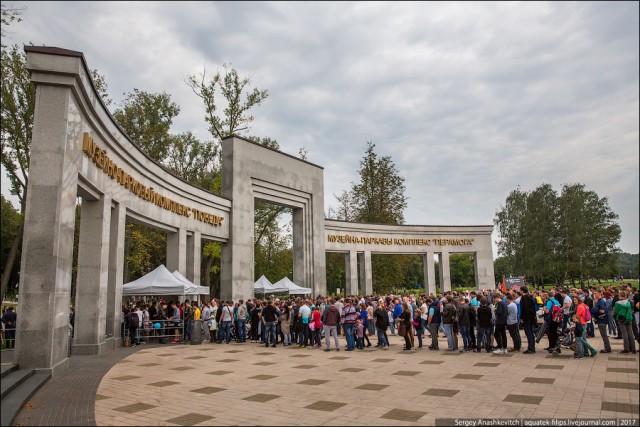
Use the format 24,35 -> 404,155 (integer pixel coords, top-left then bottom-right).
72,194 -> 112,355
292,208 -> 305,288
14,84 -> 76,375
361,251 -> 372,295
439,251 -> 452,292
423,252 -> 436,295
186,231 -> 201,285
475,249 -> 496,290
106,203 -> 126,348
166,227 -> 187,274
344,251 -> 358,296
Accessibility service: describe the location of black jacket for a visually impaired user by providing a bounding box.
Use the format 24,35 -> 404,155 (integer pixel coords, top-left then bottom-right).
520,294 -> 537,323
494,300 -> 508,326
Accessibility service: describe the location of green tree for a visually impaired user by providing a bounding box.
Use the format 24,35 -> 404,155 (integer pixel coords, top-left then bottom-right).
557,184 -> 621,285
351,142 -> 407,225
112,89 -> 180,161
164,132 -> 218,191
0,195 -> 21,297
495,187 -> 528,277
450,254 -> 476,287
187,63 -> 269,142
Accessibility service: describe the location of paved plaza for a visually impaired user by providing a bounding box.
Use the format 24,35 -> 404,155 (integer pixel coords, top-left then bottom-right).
17,331 -> 639,426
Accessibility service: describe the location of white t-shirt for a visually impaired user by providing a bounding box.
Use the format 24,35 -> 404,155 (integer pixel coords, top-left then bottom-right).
221,305 -> 233,322
420,303 -> 429,320
299,304 -> 311,322
563,296 -> 572,315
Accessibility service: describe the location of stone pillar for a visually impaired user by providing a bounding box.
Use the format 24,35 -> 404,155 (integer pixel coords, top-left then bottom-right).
186,231 -> 201,285
166,227 -> 187,274
345,251 -> 358,296
423,252 -> 436,295
439,251 -> 452,292
73,194 -> 112,355
106,202 -> 126,348
475,249 -> 496,290
360,251 -> 372,296
292,208 -> 305,288
14,83 -> 76,375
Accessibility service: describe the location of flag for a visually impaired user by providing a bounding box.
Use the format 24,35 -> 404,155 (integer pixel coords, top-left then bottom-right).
501,275 -> 507,293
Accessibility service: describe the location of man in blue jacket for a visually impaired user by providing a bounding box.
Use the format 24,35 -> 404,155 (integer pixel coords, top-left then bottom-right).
593,291 -> 612,353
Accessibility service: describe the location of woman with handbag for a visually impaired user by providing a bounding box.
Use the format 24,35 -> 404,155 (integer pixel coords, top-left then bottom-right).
399,303 -> 413,351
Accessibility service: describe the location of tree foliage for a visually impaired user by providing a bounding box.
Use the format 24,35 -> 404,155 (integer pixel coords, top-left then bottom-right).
495,183 -> 621,286
113,89 -> 180,161
0,195 -> 21,295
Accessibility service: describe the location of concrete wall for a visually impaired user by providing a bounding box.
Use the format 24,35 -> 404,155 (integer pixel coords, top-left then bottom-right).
221,136 -> 326,300
16,47 -> 231,374
325,220 -> 495,292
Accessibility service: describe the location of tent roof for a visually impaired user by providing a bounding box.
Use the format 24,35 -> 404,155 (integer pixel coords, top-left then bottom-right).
172,271 -> 209,295
273,277 -> 312,294
123,265 -> 190,296
254,275 -> 289,294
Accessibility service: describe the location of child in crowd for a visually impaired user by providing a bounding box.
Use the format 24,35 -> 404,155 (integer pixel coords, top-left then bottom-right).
355,319 -> 365,350
413,310 -> 424,349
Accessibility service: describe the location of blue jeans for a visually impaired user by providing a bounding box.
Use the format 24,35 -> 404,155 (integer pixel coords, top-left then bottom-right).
343,323 -> 355,350
185,321 -> 192,340
298,324 -> 310,346
389,322 -> 395,335
415,329 -> 423,348
460,324 -> 470,350
219,320 -> 231,343
236,319 -> 246,342
576,329 -> 596,356
442,323 -> 455,350
265,321 -> 276,346
477,326 -> 491,351
523,321 -> 536,352
377,328 -> 389,347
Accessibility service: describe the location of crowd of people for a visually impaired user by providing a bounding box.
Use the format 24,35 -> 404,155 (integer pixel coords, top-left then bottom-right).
121,282 -> 640,358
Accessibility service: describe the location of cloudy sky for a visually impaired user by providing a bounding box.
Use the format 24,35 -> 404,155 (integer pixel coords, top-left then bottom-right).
2,1 -> 639,256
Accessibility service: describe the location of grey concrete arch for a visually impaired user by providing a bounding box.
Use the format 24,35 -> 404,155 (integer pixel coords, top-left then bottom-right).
220,136 -> 326,300
325,220 -> 495,294
16,47 -> 231,375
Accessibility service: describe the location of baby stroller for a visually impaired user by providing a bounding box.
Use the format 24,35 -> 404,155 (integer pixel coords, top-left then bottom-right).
549,320 -> 576,357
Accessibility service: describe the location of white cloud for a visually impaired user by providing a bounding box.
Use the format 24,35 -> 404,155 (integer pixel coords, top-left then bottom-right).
4,1 -> 639,255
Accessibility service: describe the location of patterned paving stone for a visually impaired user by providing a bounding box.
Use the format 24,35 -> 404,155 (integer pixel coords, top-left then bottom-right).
216,359 -> 238,363
139,362 -> 162,367
114,403 -> 157,414
185,356 -> 206,360
380,408 -> 427,422
608,357 -> 636,361
148,381 -> 180,387
607,367 -> 638,373
420,360 -> 444,365
340,367 -> 365,373
254,361 -> 276,366
355,383 -> 389,391
545,354 -> 572,359
329,356 -> 350,360
601,401 -> 640,414
249,374 -> 278,380
371,358 -> 394,363
443,351 -> 461,356
206,370 -> 233,375
298,379 -> 329,386
503,394 -> 543,405
305,400 -> 347,412
256,352 -> 276,355
112,375 -> 142,381
290,354 -> 312,358
225,350 -> 242,353
535,364 -> 563,370
293,364 -> 317,369
167,413 -> 212,426
393,370 -> 420,376
243,393 -> 280,403
522,377 -> 555,384
492,352 -> 514,357
191,386 -> 226,395
604,381 -> 639,390
170,366 -> 195,371
453,374 -> 483,380
474,362 -> 500,367
158,353 -> 177,357
94,394 -> 111,400
423,388 -> 460,397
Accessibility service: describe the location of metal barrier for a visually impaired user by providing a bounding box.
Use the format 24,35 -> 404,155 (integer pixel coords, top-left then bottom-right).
122,319 -> 185,345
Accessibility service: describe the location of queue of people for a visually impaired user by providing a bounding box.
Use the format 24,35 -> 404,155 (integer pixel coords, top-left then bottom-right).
120,282 -> 640,358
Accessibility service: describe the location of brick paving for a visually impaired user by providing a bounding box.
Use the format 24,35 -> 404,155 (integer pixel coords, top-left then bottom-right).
8,333 -> 639,426
13,344 -> 157,426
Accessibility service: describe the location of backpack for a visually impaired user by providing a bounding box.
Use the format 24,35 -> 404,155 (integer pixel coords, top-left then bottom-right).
127,311 -> 139,328
582,303 -> 591,322
550,304 -> 563,323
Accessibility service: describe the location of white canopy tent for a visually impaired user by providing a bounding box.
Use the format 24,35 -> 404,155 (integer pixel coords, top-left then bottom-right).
172,270 -> 209,295
122,265 -> 203,296
272,277 -> 312,295
253,275 -> 290,295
